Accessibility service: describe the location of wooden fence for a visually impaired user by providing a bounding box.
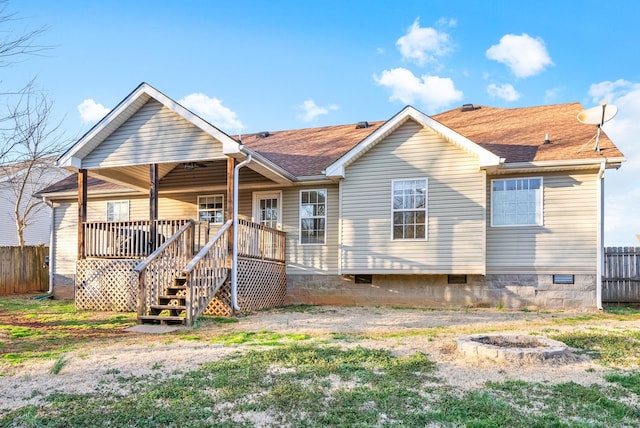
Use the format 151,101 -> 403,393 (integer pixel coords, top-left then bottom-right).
0,246 -> 49,295
603,247 -> 640,303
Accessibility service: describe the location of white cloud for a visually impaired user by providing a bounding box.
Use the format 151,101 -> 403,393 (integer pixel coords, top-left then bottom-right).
77,99 -> 110,123
436,17 -> 457,28
297,99 -> 339,122
588,79 -> 640,245
486,33 -> 553,78
544,87 -> 564,103
374,67 -> 463,112
179,93 -> 244,133
396,18 -> 452,67
486,83 -> 520,102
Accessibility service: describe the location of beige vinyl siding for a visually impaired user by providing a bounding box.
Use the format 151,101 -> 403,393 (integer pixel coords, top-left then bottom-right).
282,185 -> 339,274
340,119 -> 486,274
83,99 -> 224,168
52,202 -> 77,278
486,172 -> 598,274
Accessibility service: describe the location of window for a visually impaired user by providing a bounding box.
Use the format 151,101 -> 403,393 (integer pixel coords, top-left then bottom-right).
300,189 -> 326,244
197,195 -> 224,224
107,200 -> 129,221
491,178 -> 542,226
392,178 -> 427,240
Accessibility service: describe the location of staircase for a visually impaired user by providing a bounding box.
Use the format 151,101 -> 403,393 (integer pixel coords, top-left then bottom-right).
139,277 -> 188,325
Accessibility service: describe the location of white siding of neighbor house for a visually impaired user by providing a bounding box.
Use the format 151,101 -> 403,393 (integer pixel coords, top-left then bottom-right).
82,99 -> 224,168
281,185 -> 340,275
486,172 -> 598,274
339,119 -> 486,274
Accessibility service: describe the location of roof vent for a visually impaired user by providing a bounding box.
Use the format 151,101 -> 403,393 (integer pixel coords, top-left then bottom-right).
355,121 -> 369,129
461,104 -> 480,112
256,131 -> 270,138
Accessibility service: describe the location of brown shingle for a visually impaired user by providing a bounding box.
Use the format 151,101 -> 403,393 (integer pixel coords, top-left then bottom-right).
432,103 -> 624,163
242,122 -> 384,176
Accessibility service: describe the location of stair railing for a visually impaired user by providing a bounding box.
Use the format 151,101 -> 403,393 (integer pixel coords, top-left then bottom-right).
183,220 -> 232,326
133,220 -> 194,322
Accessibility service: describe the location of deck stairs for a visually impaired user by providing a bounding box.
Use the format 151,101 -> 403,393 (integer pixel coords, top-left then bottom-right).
139,277 -> 189,326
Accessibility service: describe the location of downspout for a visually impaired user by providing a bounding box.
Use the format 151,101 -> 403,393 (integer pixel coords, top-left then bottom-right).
596,161 -> 606,310
43,196 -> 54,295
232,152 -> 252,312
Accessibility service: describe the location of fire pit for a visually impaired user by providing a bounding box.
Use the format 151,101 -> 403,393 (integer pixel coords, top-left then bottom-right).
456,334 -> 568,362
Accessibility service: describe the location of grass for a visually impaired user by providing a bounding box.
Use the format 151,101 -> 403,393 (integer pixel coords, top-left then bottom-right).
1,296 -> 640,426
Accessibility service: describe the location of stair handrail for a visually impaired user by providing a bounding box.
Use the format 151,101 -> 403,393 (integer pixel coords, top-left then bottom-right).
133,220 -> 194,322
183,220 -> 232,326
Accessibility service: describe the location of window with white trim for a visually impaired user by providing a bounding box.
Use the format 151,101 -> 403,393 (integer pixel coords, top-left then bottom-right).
300,189 -> 326,244
392,178 -> 427,240
106,200 -> 129,221
197,195 -> 224,224
491,178 -> 542,226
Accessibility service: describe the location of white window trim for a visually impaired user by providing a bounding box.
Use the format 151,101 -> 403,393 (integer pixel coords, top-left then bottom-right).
106,200 -> 130,221
390,178 -> 428,241
490,177 -> 544,227
197,194 -> 225,225
252,190 -> 283,230
299,189 -> 327,245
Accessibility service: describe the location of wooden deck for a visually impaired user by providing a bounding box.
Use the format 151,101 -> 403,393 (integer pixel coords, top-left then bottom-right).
75,218 -> 287,325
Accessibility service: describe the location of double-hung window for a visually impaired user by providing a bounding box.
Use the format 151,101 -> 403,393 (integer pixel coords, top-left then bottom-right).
107,200 -> 129,221
300,189 -> 326,244
392,178 -> 427,240
491,178 -> 542,226
198,195 -> 224,224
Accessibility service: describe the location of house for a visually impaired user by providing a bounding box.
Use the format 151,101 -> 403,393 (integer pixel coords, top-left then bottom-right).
40,82 -> 625,323
0,158 -> 70,246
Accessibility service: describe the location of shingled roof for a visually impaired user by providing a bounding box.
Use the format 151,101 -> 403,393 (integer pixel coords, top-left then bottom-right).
431,103 -> 623,163
41,102 -> 624,196
241,121 -> 385,177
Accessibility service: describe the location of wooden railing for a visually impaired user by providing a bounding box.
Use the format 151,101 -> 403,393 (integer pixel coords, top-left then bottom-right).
133,221 -> 194,321
82,219 -> 203,258
237,218 -> 286,262
183,220 -> 232,326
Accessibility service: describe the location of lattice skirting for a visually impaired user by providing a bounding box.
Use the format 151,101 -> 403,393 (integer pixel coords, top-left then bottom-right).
204,257 -> 286,316
76,259 -> 139,311
75,257 -> 286,317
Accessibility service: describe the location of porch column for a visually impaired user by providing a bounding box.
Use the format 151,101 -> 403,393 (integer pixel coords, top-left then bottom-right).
226,157 -> 236,221
77,169 -> 87,260
149,163 -> 159,251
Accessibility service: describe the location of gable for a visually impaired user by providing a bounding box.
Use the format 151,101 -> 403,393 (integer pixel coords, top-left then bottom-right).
82,99 -> 225,168
325,106 -> 501,178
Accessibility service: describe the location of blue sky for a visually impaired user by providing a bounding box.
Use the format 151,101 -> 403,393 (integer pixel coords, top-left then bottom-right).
4,0 -> 640,245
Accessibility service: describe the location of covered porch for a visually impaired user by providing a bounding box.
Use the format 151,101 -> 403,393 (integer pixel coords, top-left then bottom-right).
57,84 -> 294,326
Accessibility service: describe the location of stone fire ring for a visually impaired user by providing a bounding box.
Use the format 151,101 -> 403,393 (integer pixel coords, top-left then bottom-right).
456,334 -> 569,363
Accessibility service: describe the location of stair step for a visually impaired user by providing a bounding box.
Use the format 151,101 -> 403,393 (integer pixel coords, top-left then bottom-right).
165,285 -> 186,295
159,296 -> 186,304
151,304 -> 186,311
139,315 -> 185,325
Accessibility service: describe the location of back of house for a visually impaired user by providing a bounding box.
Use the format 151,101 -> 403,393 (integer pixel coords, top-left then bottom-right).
40,83 -> 625,311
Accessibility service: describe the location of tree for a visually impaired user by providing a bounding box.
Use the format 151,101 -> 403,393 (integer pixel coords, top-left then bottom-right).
0,0 -> 49,162
1,84 -> 68,247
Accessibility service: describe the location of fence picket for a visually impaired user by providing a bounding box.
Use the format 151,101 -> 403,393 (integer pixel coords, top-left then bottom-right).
603,247 -> 640,303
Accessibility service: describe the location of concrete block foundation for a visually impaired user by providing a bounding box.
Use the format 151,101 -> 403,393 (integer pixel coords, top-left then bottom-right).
286,273 -> 597,310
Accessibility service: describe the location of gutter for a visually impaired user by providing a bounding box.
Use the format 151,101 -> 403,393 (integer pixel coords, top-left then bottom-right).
42,196 -> 54,296
231,152 -> 252,312
596,161 -> 606,310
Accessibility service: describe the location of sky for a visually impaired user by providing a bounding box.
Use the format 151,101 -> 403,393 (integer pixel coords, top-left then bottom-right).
2,0 -> 639,245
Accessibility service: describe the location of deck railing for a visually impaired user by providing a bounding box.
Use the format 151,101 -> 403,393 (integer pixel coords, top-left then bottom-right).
82,219 -> 205,258
237,218 -> 286,262
133,221 -> 195,320
183,220 -> 232,326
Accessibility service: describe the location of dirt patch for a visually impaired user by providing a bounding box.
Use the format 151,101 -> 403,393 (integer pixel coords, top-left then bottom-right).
0,305 -> 635,412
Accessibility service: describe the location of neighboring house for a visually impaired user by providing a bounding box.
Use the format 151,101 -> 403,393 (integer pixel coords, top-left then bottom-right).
40,82 -> 625,321
0,159 -> 71,246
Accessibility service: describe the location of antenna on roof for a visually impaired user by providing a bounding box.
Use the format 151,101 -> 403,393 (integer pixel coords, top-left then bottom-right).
577,102 -> 618,152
